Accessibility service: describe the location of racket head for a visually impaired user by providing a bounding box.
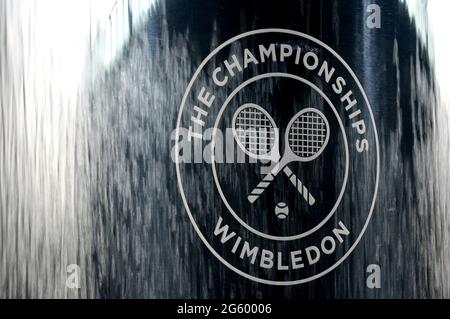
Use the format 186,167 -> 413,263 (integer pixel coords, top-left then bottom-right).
285,107 -> 330,162
232,103 -> 279,160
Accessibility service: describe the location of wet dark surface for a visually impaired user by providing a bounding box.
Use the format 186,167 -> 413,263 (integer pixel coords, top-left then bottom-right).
1,0 -> 449,298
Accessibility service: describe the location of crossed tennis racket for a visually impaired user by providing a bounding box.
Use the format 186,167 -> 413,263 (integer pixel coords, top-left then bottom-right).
232,103 -> 330,205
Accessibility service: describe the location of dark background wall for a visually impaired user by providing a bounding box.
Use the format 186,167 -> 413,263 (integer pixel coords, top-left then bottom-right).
1,0 -> 448,299
88,0 -> 448,298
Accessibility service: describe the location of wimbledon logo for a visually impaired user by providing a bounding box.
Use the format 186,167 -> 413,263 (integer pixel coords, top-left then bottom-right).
175,29 -> 379,285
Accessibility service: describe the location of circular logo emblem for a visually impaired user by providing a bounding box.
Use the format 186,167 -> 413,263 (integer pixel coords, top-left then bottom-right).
175,29 -> 379,285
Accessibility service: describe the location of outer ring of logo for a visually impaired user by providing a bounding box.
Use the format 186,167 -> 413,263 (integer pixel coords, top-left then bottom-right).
175,28 -> 380,285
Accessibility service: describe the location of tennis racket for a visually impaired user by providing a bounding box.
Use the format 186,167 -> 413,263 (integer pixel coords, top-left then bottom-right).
232,104 -> 324,205
246,107 -> 330,204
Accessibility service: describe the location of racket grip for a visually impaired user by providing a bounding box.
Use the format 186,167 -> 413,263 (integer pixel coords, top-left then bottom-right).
283,167 -> 315,206
248,173 -> 275,203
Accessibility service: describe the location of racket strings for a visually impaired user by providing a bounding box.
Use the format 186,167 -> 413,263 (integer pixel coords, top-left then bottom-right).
288,111 -> 327,158
234,107 -> 276,156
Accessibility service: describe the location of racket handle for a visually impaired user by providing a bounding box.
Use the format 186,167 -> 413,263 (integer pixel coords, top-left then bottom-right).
247,167 -> 315,206
283,167 -> 315,206
247,173 -> 276,203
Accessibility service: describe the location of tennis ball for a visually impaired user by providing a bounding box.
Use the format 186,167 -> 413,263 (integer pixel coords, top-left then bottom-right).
275,202 -> 289,219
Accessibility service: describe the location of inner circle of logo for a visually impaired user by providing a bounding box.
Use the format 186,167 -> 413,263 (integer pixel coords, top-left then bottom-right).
211,73 -> 350,241
175,29 -> 380,285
